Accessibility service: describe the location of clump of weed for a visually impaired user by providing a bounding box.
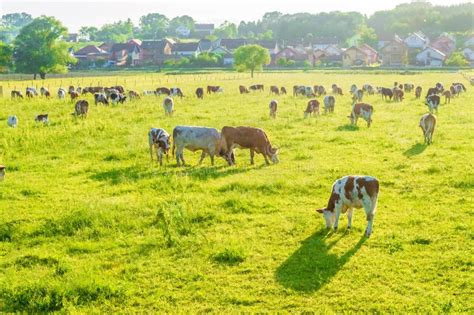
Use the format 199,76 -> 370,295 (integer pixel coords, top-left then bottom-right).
221,198 -> 253,214
33,210 -> 99,237
212,247 -> 246,265
154,201 -> 192,247
0,222 -> 15,242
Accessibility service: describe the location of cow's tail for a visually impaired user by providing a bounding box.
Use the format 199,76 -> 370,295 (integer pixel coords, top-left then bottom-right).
172,128 -> 177,157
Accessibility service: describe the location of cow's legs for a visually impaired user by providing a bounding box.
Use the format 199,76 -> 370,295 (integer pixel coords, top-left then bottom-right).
158,148 -> 163,166
176,149 -> 181,166
364,198 -> 377,237
250,149 -> 255,165
347,208 -> 353,230
180,152 -> 185,166
333,205 -> 342,232
263,153 -> 270,165
149,145 -> 154,161
198,152 -> 207,165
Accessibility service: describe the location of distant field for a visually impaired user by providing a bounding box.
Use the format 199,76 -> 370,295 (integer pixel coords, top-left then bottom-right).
0,72 -> 473,312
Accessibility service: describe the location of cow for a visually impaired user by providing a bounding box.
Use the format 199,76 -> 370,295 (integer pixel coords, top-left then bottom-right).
293,85 -> 305,96
221,126 -> 279,166
270,86 -> 280,95
249,84 -> 264,91
304,99 -> 320,118
195,87 -> 204,99
156,87 -> 171,96
82,87 -> 104,95
323,96 -> 335,114
269,100 -> 278,118
449,85 -> 457,97
68,86 -> 75,94
7,116 -> 18,128
426,87 -> 439,98
40,87 -> 49,96
73,100 -> 89,118
316,85 -> 326,96
352,89 -> 364,102
419,113 -> 436,145
163,97 -> 174,116
207,85 -> 223,94
280,87 -> 287,95
435,82 -> 444,92
148,128 -> 171,165
76,87 -> 82,94
110,93 -> 126,105
451,82 -> 466,92
239,85 -> 249,94
349,103 -> 373,127
35,114 -> 49,125
362,84 -> 374,95
425,95 -> 440,113
170,87 -> 184,98
143,90 -> 156,96
111,85 -> 125,93
11,90 -> 23,98
350,84 -> 358,95
415,86 -> 422,99
69,91 -> 79,101
44,91 -> 51,98
0,165 -> 5,181
404,83 -> 414,93
442,90 -> 451,104
380,87 -> 393,101
26,87 -> 38,96
172,126 -> 228,166
128,90 -> 141,100
105,88 -> 119,98
94,93 -> 109,106
393,88 -> 404,102
316,175 -> 379,237
451,83 -> 464,96
331,84 -> 339,94
58,88 -> 66,99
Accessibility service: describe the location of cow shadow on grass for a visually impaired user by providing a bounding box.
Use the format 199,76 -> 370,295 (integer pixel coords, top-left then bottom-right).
275,230 -> 366,293
156,163 -> 263,181
90,166 -> 155,185
403,143 -> 427,157
335,124 -> 359,132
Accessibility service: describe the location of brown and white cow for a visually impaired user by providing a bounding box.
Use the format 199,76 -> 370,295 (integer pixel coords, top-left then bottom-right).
69,91 -> 79,101
415,86 -> 422,99
352,89 -> 364,102
393,88 -> 404,102
195,87 -> 204,99
249,84 -> 264,91
128,90 -> 141,100
156,87 -> 171,96
349,103 -> 373,127
280,87 -> 287,95
304,99 -> 320,118
239,85 -> 249,94
323,96 -> 335,114
442,90 -> 451,104
270,85 -> 280,95
419,113 -> 436,145
94,93 -> 108,106
73,100 -> 89,118
316,175 -> 379,237
207,85 -> 223,94
11,90 -> 23,99
269,100 -> 278,118
221,126 -> 279,165
148,128 -> 171,165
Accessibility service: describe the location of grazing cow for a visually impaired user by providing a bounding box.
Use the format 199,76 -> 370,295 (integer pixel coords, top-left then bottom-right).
316,175 -> 379,237
419,113 -> 437,145
323,96 -> 335,114
76,87 -> 82,94
425,95 -> 440,113
270,86 -> 280,95
352,89 -> 364,102
435,82 -> 444,92
128,90 -> 141,100
58,88 -> 66,99
73,100 -> 89,118
269,100 -> 278,118
451,83 -> 464,96
69,91 -> 79,101
331,84 -> 339,94
350,84 -> 358,95
393,88 -> 404,102
349,103 -> 373,127
172,126 -> 228,166
170,87 -> 184,98
40,87 -> 49,96
156,87 -> 171,96
0,165 -> 5,181
110,93 -> 126,105
280,87 -> 287,95
221,126 -> 279,165
35,114 -> 49,125
363,84 -> 374,95
207,85 -> 223,94
26,87 -> 38,96
442,90 -> 451,104
68,86 -> 75,94
426,87 -> 439,98
82,87 -> 104,95
11,90 -> 23,98
404,83 -> 414,93
112,85 -> 125,93
163,97 -> 174,116
449,85 -> 457,97
26,89 -> 35,98
143,90 -> 156,96
294,85 -> 314,97
380,87 -> 393,101
415,86 -> 422,99
94,93 -> 109,106
44,91 -> 51,98
452,82 -> 466,92
7,116 -> 18,128
195,87 -> 204,99
316,85 -> 326,96
249,84 -> 264,91
148,128 -> 171,165
105,88 -> 119,98
304,99 -> 320,118
239,85 -> 249,94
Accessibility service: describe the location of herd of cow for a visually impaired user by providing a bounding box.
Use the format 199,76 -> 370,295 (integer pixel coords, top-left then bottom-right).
4,78 -> 469,236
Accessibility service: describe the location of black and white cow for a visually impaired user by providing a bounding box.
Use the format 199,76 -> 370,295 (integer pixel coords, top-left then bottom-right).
148,128 -> 171,166
110,92 -> 126,105
94,93 -> 109,106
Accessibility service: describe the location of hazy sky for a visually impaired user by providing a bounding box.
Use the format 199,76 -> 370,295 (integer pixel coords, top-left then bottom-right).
1,0 -> 470,32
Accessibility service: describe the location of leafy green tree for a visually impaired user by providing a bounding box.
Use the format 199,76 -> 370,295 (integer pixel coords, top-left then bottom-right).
13,16 -> 76,79
169,15 -> 195,37
214,21 -> 238,39
1,12 -> 33,43
445,52 -> 468,67
357,25 -> 378,48
0,42 -> 13,72
234,45 -> 270,77
79,26 -> 99,41
139,13 -> 169,39
96,19 -> 134,42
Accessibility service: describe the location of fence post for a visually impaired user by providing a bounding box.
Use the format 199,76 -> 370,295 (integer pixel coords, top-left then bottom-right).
0,86 -> 3,97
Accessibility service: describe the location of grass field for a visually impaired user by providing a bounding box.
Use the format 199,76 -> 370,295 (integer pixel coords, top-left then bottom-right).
0,71 -> 473,312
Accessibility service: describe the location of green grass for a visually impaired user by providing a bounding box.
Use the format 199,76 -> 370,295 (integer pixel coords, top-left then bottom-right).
0,72 -> 473,312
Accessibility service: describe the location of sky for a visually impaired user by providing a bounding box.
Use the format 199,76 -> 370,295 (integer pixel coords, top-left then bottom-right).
1,0 -> 469,32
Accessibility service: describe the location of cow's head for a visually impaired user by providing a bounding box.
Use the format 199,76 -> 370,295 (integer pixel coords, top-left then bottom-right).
219,148 -> 235,165
316,207 -> 335,229
269,146 -> 279,164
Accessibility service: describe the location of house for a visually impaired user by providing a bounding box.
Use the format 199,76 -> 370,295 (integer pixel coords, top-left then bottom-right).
74,45 -> 109,63
313,37 -> 339,50
110,42 -> 141,66
211,46 -> 234,66
342,46 -> 370,67
176,25 -> 191,37
273,46 -> 316,66
464,35 -> 474,47
359,44 -> 378,64
140,40 -> 173,64
99,42 -> 113,52
215,38 -> 248,52
198,39 -> 213,52
404,31 -> 429,49
416,46 -> 446,67
173,42 -> 200,58
462,47 -> 474,66
380,37 -> 408,67
431,33 -> 456,56
194,24 -> 214,37
254,40 -> 279,55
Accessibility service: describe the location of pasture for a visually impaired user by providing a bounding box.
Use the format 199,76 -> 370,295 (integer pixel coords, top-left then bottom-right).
0,71 -> 472,312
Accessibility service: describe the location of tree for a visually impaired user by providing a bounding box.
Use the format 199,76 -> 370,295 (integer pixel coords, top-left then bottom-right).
445,52 -> 468,67
169,15 -> 195,37
13,16 -> 76,79
214,21 -> 238,39
234,45 -> 271,77
1,12 -> 33,43
357,25 -> 378,48
0,42 -> 13,73
79,26 -> 99,41
96,19 -> 134,42
139,13 -> 169,39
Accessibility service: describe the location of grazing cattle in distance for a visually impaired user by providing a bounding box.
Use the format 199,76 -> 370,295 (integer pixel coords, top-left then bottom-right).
11,90 -> 23,98
363,84 -> 374,95
415,86 -> 422,99
442,90 -> 451,104
350,84 -> 358,95
316,85 -> 326,96
352,89 -> 364,102
449,85 -> 457,97
128,90 -> 141,100
163,97 -> 174,116
249,84 -> 264,91
73,100 -> 89,118
148,128 -> 171,165
0,165 -> 5,181
94,93 -> 109,106
68,86 -> 75,94
105,88 -> 119,98
195,87 -> 204,99
323,96 -> 335,114
111,85 -> 125,93
69,91 -> 79,101
304,99 -> 320,118
207,85 -> 223,94
26,87 -> 38,96
426,87 -> 439,98
7,116 -> 18,128
82,87 -> 104,95
40,87 -> 49,96
419,113 -> 437,145
380,87 -> 393,101
26,89 -> 35,98
316,175 -> 379,237
143,90 -> 156,96
294,86 -> 315,97
239,85 -> 249,94
172,126 -> 229,166
426,95 -> 440,113
76,87 -> 82,94
280,87 -> 287,95
451,83 -> 464,96
221,126 -> 279,166
404,83 -> 414,93
269,100 -> 278,118
393,88 -> 404,102
349,103 -> 373,127
58,88 -> 66,99
156,87 -> 171,96
35,114 -> 49,125
44,90 -> 51,98
452,82 -> 466,92
170,87 -> 184,98
331,84 -> 339,94
270,86 -> 280,95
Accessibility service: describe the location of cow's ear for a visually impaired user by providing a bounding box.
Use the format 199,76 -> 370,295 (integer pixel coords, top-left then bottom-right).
316,208 -> 325,214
